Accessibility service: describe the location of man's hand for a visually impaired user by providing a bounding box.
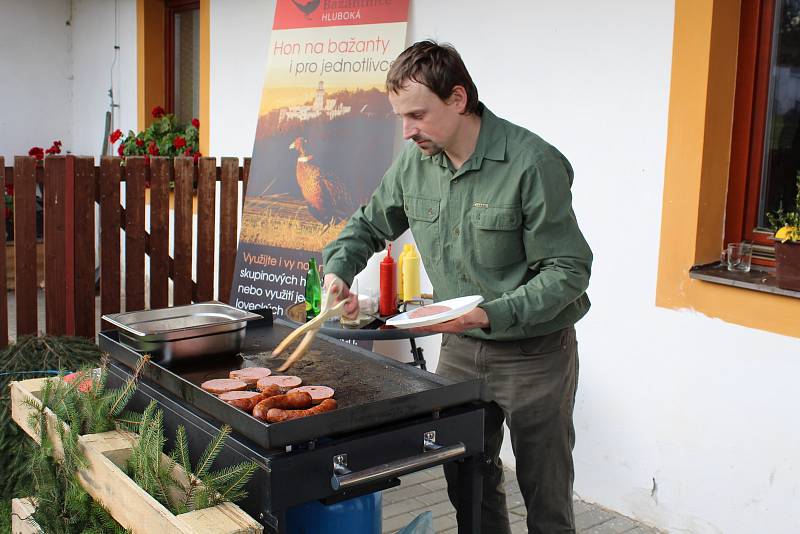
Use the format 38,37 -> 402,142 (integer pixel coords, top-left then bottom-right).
410,307 -> 490,334
323,273 -> 359,318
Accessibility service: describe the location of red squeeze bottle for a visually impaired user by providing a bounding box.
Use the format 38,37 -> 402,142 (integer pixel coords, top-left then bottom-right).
379,244 -> 397,316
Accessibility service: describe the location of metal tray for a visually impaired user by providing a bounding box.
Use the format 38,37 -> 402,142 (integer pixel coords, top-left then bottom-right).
102,302 -> 263,364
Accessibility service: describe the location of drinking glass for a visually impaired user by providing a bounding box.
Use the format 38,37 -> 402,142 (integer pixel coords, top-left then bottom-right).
724,242 -> 753,273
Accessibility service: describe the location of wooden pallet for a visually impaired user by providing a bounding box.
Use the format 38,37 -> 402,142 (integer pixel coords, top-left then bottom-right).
9,378 -> 263,534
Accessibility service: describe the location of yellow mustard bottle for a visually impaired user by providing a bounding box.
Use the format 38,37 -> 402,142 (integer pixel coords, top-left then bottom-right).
402,244 -> 421,301
397,243 -> 413,301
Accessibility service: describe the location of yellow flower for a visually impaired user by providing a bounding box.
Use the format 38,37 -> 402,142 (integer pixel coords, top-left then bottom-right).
775,225 -> 798,242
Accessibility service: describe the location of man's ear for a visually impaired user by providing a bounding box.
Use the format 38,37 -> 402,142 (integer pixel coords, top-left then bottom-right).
448,85 -> 468,114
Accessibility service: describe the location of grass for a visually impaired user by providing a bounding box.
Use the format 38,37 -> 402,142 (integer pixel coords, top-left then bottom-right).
239,206 -> 346,252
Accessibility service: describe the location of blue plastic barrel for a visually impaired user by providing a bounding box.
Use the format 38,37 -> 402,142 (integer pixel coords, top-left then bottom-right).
285,492 -> 382,534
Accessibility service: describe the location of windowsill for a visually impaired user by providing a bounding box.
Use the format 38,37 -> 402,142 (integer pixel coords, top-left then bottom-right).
689,262 -> 800,299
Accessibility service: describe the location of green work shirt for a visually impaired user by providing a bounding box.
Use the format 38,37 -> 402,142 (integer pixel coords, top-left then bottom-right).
323,105 -> 592,341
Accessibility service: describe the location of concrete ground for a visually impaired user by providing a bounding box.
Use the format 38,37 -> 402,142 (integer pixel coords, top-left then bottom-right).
383,466 -> 663,534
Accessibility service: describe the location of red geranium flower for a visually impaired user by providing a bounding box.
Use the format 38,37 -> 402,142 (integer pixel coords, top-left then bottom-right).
109,129 -> 123,143
28,147 -> 44,160
152,106 -> 166,118
118,143 -> 125,156
193,151 -> 202,163
191,118 -> 200,128
184,148 -> 193,156
135,138 -> 144,147
148,141 -> 159,156
45,140 -> 62,155
173,136 -> 186,149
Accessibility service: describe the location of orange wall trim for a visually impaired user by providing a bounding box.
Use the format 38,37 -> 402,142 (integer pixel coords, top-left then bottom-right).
137,0 -> 166,131
137,0 -> 208,154
200,0 -> 210,155
656,0 -> 799,338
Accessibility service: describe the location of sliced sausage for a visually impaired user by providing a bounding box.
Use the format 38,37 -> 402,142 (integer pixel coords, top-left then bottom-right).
287,385 -> 335,404
409,304 -> 451,318
258,384 -> 283,399
266,399 -> 338,423
218,390 -> 264,412
200,378 -> 248,395
257,375 -> 302,392
252,392 -> 314,421
229,367 -> 272,386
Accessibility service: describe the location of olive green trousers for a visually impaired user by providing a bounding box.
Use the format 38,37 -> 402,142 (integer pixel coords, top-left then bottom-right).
438,327 -> 579,534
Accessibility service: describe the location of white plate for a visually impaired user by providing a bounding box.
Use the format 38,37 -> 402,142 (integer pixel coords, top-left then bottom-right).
385,295 -> 484,329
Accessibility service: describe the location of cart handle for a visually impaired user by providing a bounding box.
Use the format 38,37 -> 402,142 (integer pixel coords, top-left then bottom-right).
330,434 -> 466,491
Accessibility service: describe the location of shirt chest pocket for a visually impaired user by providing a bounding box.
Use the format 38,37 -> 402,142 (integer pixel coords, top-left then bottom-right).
471,206 -> 525,269
404,196 -> 441,263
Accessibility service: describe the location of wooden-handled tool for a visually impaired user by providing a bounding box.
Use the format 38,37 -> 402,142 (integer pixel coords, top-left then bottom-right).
274,285 -> 348,372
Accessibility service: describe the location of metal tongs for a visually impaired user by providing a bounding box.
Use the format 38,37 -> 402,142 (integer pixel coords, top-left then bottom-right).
273,284 -> 348,372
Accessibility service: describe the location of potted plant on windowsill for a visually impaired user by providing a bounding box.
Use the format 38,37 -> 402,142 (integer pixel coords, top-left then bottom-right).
768,175 -> 800,291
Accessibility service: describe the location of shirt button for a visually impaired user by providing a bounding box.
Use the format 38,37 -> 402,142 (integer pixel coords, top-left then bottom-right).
454,228 -> 460,236
427,208 -> 433,215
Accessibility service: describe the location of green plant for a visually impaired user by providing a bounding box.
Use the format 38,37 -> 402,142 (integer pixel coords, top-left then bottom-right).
109,106 -> 201,162
767,173 -> 800,242
0,336 -> 103,500
21,356 -> 146,533
126,401 -> 258,514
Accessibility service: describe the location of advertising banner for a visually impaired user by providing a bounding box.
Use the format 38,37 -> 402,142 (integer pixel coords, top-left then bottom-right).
231,0 -> 409,330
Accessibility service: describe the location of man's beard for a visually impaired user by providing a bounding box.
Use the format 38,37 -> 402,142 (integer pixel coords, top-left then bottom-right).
413,136 -> 443,155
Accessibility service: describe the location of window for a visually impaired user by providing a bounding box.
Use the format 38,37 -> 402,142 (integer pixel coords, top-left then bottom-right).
727,0 -> 800,263
166,0 -> 200,126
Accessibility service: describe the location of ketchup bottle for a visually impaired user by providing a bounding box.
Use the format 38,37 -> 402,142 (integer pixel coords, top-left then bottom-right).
379,244 -> 397,316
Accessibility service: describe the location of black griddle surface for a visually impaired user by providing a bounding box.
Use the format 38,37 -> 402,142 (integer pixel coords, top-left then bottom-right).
100,317 -> 483,449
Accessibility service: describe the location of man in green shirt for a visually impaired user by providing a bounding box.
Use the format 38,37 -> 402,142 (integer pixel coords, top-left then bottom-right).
323,40 -> 592,533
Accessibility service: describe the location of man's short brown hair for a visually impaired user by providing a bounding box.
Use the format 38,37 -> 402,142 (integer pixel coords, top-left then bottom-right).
386,40 -> 480,114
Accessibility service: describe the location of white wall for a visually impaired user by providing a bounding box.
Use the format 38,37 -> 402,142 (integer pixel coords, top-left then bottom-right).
0,0 -> 137,161
71,0 -> 138,158
0,0 -> 73,160
210,2 -> 800,533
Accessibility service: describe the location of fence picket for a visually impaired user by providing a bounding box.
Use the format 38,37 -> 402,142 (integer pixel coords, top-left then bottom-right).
44,157 -> 67,335
99,157 -> 122,328
196,158 -> 216,302
124,158 -> 147,312
0,158 -> 7,347
73,157 -> 96,338
173,158 -> 194,305
218,158 -> 239,304
13,157 -> 38,336
149,158 -> 171,309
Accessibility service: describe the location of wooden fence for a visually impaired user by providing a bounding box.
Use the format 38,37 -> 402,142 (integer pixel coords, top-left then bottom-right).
0,155 -> 250,347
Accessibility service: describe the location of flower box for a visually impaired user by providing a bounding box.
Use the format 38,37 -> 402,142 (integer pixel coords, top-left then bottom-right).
774,241 -> 800,292
9,378 -> 262,534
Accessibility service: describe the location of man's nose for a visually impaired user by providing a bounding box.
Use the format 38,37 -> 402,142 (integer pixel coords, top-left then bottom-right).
403,121 -> 419,140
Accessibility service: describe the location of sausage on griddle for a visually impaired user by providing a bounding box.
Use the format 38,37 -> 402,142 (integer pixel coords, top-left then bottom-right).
218,390 -> 264,412
257,375 -> 302,392
266,399 -> 338,423
252,392 -> 313,421
229,367 -> 272,386
200,378 -> 248,395
287,385 -> 334,404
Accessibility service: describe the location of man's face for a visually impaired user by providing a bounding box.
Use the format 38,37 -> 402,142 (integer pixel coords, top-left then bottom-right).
388,80 -> 464,156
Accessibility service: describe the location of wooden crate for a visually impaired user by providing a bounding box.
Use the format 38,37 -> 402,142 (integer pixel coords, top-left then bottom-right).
9,378 -> 262,534
11,498 -> 41,534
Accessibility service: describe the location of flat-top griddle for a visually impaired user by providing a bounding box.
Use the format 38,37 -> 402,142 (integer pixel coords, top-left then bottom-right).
100,313 -> 484,450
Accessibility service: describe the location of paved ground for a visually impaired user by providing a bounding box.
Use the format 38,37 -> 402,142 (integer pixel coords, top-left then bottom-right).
382,466 -> 663,534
